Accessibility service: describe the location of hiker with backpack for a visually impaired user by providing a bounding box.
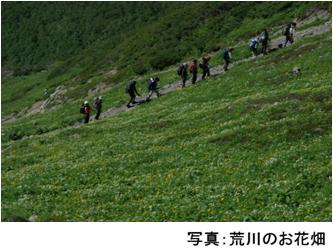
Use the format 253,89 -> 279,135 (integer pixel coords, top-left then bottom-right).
284,22 -> 296,47
222,47 -> 234,71
80,100 -> 91,124
189,59 -> 198,84
200,56 -> 211,80
177,63 -> 188,88
126,80 -> 141,108
248,36 -> 259,57
146,77 -> 161,101
93,96 -> 103,120
259,28 -> 269,54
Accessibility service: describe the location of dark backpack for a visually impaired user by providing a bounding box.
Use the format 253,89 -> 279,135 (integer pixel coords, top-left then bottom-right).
148,78 -> 157,90
93,99 -> 98,108
93,99 -> 101,108
177,64 -> 184,75
283,26 -> 289,36
222,49 -> 229,60
80,106 -> 85,114
126,80 -> 135,93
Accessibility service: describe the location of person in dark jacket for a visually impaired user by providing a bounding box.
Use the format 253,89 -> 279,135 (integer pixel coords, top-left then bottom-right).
178,63 -> 188,88
126,80 -> 140,108
82,100 -> 91,124
222,47 -> 234,71
146,77 -> 160,101
93,96 -> 103,120
200,56 -> 211,80
189,59 -> 198,84
284,22 -> 296,47
259,28 -> 269,54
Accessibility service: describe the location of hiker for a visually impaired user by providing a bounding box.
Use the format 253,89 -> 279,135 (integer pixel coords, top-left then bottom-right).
80,101 -> 91,124
284,22 -> 296,47
44,88 -> 48,97
177,63 -> 188,88
146,77 -> 160,101
93,96 -> 103,120
248,36 -> 259,57
259,28 -> 269,54
126,80 -> 141,108
189,59 -> 198,84
200,56 -> 211,80
222,47 -> 234,71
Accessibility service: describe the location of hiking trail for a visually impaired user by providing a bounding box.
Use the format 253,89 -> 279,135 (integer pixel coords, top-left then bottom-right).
3,20 -> 331,141
96,21 -> 332,122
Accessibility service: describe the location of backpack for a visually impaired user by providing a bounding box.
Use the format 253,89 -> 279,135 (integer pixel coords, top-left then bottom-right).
283,26 -> 289,36
177,64 -> 184,75
80,106 -> 85,114
125,84 -> 130,93
93,99 -> 101,108
93,99 -> 98,108
126,80 -> 135,93
189,63 -> 196,73
147,78 -> 155,89
222,49 -> 229,60
248,38 -> 257,48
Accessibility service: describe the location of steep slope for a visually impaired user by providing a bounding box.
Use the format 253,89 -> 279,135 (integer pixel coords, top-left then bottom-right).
2,30 -> 331,221
2,2 -> 331,121
2,17 -> 331,141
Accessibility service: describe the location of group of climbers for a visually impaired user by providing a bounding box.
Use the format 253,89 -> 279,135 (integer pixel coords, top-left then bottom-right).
248,22 -> 296,57
80,96 -> 102,123
125,77 -> 160,108
177,58 -> 200,88
80,22 -> 297,124
176,55 -> 211,88
248,28 -> 270,57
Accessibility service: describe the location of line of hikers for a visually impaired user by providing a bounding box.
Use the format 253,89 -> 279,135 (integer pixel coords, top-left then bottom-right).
80,22 -> 297,124
248,22 -> 296,57
125,77 -> 161,108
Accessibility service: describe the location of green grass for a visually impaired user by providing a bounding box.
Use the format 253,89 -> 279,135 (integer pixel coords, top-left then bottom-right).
2,31 -> 331,221
2,2 -> 331,123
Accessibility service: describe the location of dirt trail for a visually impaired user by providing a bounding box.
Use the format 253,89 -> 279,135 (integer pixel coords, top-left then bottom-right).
96,21 -> 331,121
4,21 -> 331,137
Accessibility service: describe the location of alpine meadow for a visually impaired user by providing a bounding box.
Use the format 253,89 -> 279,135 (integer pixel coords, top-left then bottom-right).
1,1 -> 332,221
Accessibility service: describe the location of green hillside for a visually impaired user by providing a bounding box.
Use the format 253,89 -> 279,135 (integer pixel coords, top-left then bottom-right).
1,2 -> 332,221
2,2 -> 330,78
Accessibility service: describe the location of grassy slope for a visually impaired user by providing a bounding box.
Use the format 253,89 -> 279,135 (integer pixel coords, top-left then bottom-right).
2,2 -> 330,120
2,32 -> 331,221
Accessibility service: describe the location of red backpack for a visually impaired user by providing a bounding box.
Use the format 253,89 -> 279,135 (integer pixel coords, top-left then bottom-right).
189,63 -> 197,73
